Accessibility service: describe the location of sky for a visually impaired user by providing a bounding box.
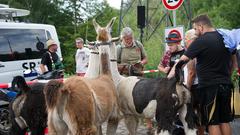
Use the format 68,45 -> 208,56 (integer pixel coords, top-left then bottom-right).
106,0 -> 122,9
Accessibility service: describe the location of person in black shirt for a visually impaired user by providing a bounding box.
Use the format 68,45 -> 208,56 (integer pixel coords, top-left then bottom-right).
176,14 -> 236,135
40,39 -> 61,73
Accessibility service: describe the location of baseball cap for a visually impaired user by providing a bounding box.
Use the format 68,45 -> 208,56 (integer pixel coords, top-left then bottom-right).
165,32 -> 182,44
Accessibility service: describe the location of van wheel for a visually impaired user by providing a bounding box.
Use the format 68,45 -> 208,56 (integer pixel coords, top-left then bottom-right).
0,107 -> 10,135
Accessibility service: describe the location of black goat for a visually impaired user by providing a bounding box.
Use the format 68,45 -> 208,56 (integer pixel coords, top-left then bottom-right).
9,76 -> 47,135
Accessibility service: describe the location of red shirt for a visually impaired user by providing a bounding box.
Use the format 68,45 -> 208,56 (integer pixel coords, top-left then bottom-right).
160,50 -> 171,67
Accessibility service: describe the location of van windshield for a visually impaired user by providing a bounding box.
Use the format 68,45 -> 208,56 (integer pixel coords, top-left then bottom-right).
0,29 -> 51,62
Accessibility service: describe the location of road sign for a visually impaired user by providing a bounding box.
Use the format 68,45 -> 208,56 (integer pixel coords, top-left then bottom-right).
162,0 -> 184,10
164,26 -> 184,51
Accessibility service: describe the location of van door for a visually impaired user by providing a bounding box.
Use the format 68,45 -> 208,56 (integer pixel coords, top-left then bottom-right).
0,29 -> 49,83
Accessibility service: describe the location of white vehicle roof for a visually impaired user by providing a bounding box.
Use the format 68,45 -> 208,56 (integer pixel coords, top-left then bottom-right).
0,7 -> 30,17
0,22 -> 61,46
0,4 -> 9,8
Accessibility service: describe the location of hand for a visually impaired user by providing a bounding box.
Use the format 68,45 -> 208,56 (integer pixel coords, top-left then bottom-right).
163,67 -> 170,73
139,61 -> 144,66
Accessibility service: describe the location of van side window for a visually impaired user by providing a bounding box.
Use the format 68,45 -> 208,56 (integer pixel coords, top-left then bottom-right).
0,29 -> 48,62
46,31 -> 52,39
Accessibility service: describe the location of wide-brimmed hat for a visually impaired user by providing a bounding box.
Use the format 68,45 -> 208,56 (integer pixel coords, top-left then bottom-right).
46,39 -> 57,48
165,32 -> 182,44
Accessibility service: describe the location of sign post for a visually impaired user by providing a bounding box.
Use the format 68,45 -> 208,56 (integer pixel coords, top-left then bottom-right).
162,0 -> 184,26
173,10 -> 176,26
162,0 -> 184,10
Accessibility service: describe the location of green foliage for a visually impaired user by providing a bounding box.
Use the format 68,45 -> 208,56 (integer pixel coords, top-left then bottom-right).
191,0 -> 240,28
119,0 -> 240,78
2,0 -> 239,76
61,3 -> 120,74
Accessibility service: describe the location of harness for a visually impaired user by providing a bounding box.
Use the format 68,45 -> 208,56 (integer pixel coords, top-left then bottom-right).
117,40 -> 144,64
47,51 -> 55,70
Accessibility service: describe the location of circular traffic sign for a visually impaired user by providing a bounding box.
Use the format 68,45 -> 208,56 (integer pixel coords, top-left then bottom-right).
169,29 -> 182,39
162,0 -> 184,10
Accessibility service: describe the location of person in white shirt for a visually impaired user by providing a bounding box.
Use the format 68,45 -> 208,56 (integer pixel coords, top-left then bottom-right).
75,38 -> 90,76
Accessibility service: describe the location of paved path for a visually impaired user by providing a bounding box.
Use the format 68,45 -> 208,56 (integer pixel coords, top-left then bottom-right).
102,120 -> 150,135
231,118 -> 240,135
102,118 -> 240,135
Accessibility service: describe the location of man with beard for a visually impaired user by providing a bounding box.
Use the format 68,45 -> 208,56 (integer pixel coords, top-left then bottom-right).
177,14 -> 235,135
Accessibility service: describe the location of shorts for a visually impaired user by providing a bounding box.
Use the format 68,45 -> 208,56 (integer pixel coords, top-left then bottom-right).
199,84 -> 234,126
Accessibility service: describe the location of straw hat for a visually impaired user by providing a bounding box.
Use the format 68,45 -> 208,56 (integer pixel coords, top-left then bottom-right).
46,39 -> 57,48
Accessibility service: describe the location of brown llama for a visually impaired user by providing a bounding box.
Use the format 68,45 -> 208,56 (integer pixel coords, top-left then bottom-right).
44,17 -> 118,135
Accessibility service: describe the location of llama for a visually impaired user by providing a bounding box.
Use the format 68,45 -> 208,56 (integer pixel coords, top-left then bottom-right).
9,76 -> 47,135
43,17 -> 118,135
84,43 -> 100,79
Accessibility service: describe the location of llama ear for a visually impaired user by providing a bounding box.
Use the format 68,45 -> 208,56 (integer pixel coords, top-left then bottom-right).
106,17 -> 117,30
93,18 -> 100,32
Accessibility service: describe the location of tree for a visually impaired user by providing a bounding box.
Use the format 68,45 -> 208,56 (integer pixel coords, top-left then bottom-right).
62,2 -> 120,74
65,0 -> 103,36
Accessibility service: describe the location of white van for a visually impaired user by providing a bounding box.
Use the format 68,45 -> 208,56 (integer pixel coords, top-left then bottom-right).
0,6 -> 62,83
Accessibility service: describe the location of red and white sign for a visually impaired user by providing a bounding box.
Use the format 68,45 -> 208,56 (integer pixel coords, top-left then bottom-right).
164,26 -> 184,51
162,0 -> 184,10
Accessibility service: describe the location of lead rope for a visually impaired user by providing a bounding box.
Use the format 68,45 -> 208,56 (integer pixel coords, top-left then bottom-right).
47,51 -> 55,70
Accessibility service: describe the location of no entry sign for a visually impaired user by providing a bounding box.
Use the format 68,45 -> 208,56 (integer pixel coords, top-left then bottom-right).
162,0 -> 184,10
164,26 -> 184,51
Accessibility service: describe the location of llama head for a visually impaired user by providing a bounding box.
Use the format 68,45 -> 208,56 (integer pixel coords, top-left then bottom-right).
92,17 -> 117,75
93,17 -> 116,42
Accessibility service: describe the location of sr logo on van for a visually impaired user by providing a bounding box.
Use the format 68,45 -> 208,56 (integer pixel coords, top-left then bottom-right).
22,62 -> 38,77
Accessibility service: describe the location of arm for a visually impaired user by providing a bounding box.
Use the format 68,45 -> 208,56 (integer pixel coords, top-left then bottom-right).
85,48 -> 90,67
187,59 -> 197,89
158,64 -> 170,74
141,56 -> 148,65
116,45 -> 122,63
137,41 -> 148,65
40,64 -> 47,74
40,53 -> 49,74
179,55 -> 190,63
167,55 -> 190,78
75,50 -> 78,65
231,54 -> 238,74
158,51 -> 171,73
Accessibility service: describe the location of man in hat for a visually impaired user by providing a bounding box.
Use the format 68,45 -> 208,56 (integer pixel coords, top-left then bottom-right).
40,39 -> 62,74
75,37 -> 90,76
158,32 -> 184,75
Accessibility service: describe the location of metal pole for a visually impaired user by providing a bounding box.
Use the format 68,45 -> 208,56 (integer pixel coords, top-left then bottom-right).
146,0 -> 149,39
165,9 -> 169,27
85,19 -> 88,43
140,28 -> 144,43
188,0 -> 192,28
118,0 -> 124,36
173,10 -> 176,27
